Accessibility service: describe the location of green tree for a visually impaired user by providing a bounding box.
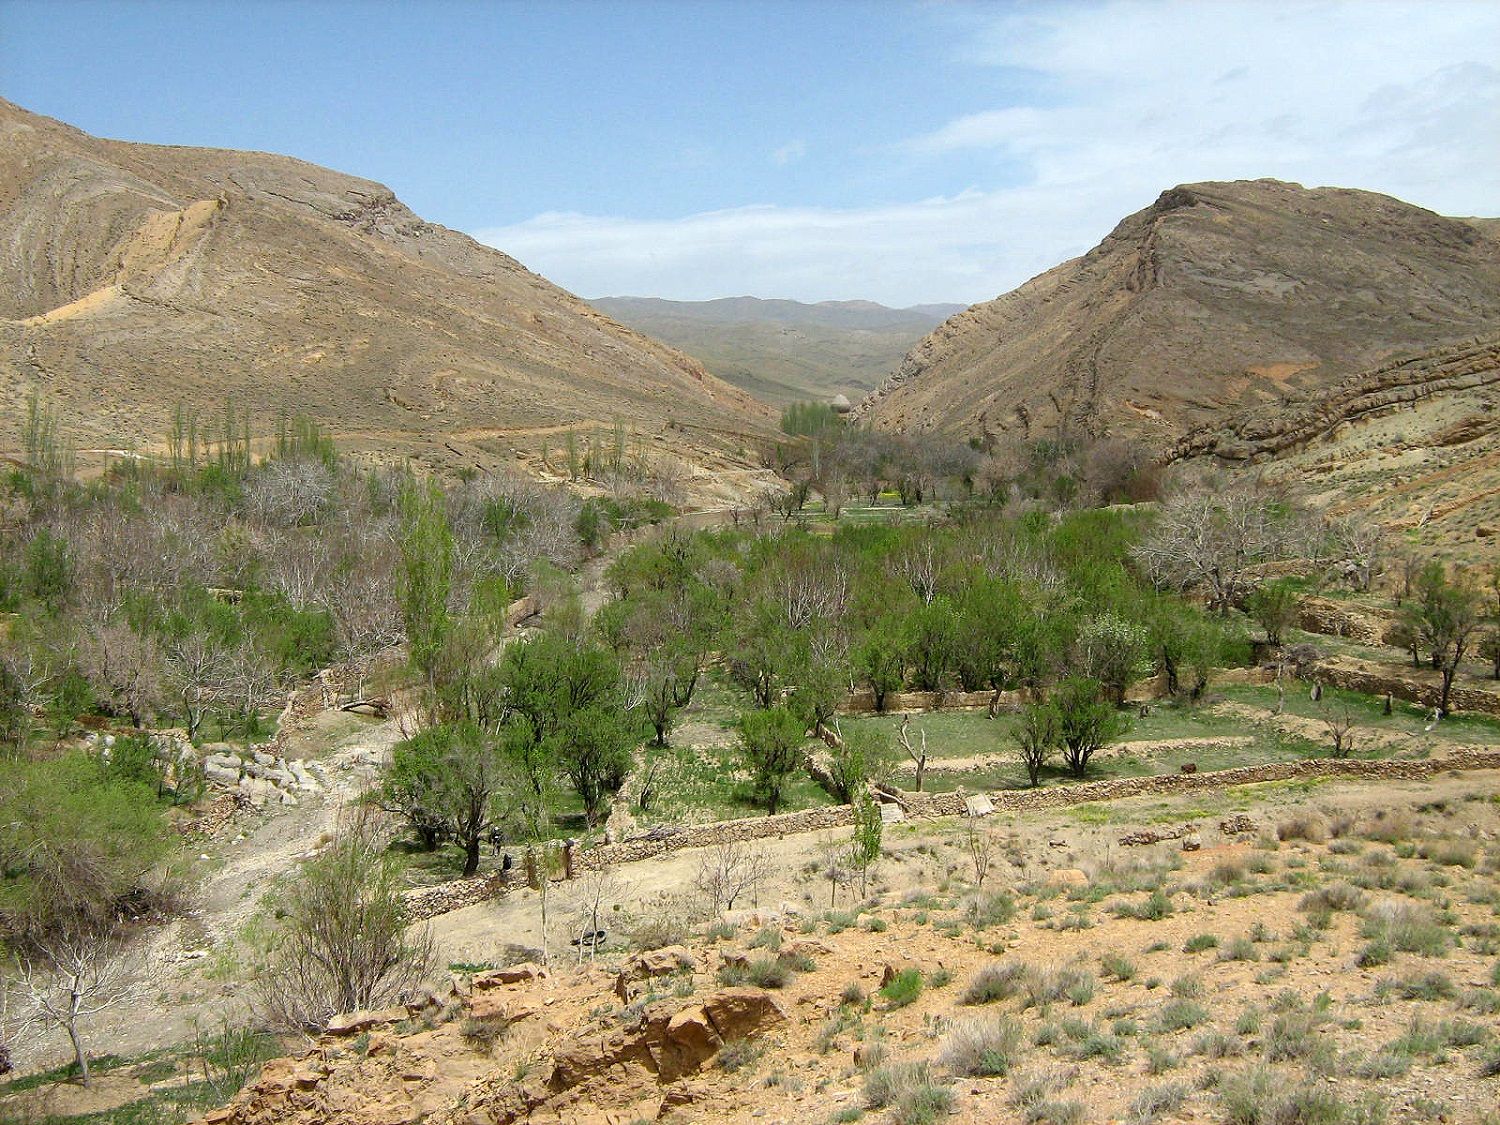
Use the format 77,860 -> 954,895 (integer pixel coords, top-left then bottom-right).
553,706 -> 638,827
789,649 -> 849,738
396,479 -> 454,685
1077,612 -> 1150,705
1399,563 -> 1483,715
255,824 -> 433,1031
849,789 -> 883,897
857,616 -> 907,712
1247,580 -> 1300,646
737,706 -> 807,815
1014,700 -> 1061,787
385,723 -> 503,876
1052,677 -> 1129,778
23,530 -> 72,612
826,722 -> 892,804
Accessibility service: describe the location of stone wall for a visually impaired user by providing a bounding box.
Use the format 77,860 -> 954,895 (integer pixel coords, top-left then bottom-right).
408,746 -> 1500,919
1310,657 -> 1500,717
403,871 -> 516,921
1296,596 -> 1397,646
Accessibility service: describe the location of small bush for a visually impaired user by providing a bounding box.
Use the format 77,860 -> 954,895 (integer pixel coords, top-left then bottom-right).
879,968 -> 924,1009
719,956 -> 792,989
1158,999 -> 1209,1031
1024,1100 -> 1085,1124
1216,1065 -> 1347,1124
894,1080 -> 955,1125
1383,970 -> 1455,1001
963,961 -> 1031,1005
1220,936 -> 1259,963
1129,1081 -> 1188,1123
1115,888 -> 1174,921
1359,901 -> 1451,958
718,1038 -> 763,1073
1183,933 -> 1219,954
965,892 -> 1016,928
1263,1011 -> 1320,1061
939,1015 -> 1023,1077
1170,974 -> 1204,999
1101,952 -> 1136,981
1300,883 -> 1366,914
1278,813 -> 1329,844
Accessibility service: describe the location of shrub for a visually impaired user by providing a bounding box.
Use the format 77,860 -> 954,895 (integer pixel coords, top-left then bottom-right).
1129,1081 -> 1188,1123
963,961 -> 1031,1005
894,1080 -> 955,1125
1183,933 -> 1219,954
1359,901 -> 1451,958
1145,1044 -> 1179,1074
965,892 -> 1016,928
1024,1100 -> 1085,1124
718,1038 -> 763,1073
1158,999 -> 1210,1031
879,968 -> 924,1009
864,1060 -> 937,1110
1101,952 -> 1136,981
1170,974 -> 1204,999
1300,883 -> 1366,914
719,956 -> 792,989
1115,888 -> 1174,921
939,1015 -> 1024,1077
1220,936 -> 1259,962
1278,813 -> 1329,844
1194,1029 -> 1245,1059
1263,1011 -> 1321,1061
1216,1065 -> 1347,1125
1061,968 -> 1096,1006
1383,970 -> 1455,1001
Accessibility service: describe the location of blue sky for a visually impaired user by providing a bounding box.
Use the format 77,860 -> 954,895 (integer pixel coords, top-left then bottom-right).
3,1 -> 1497,305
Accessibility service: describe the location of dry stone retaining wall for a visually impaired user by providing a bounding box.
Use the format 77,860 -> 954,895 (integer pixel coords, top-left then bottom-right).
403,747 -> 1500,919
1309,658 -> 1500,717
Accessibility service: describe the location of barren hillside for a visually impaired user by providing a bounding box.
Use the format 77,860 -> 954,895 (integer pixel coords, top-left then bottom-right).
856,180 -> 1500,456
0,100 -> 775,484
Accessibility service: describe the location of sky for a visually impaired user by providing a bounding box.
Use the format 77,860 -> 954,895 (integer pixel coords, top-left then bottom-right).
3,0 -> 1497,306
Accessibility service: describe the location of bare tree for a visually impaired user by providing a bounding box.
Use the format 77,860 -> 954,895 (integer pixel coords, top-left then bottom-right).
692,839 -> 772,917
76,620 -> 163,728
1320,702 -> 1359,758
566,865 -> 626,964
1133,477 -> 1297,613
897,715 -> 929,792
16,931 -> 142,1086
964,818 -> 997,890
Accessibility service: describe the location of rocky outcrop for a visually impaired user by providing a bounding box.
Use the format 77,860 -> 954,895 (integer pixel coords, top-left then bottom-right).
858,180 -> 1500,451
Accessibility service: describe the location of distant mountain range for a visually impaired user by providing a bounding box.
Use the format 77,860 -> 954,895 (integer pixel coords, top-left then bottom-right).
591,296 -> 965,407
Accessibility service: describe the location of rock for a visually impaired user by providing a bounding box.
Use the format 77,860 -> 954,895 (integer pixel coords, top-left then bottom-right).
1181,833 -> 1202,852
472,962 -> 549,989
1051,868 -> 1089,888
879,803 -> 906,824
1219,814 -> 1257,835
963,794 -> 995,817
658,1005 -> 723,1080
699,986 -> 788,1042
623,945 -> 697,980
324,1006 -> 409,1036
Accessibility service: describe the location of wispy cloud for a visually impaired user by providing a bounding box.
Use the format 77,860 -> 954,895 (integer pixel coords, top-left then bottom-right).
478,1 -> 1500,305
771,139 -> 806,166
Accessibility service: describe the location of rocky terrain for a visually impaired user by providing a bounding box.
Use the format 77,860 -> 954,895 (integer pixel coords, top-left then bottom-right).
0,100 -> 775,487
591,297 -> 964,407
855,180 -> 1500,461
184,771 -> 1500,1125
1170,335 -> 1500,557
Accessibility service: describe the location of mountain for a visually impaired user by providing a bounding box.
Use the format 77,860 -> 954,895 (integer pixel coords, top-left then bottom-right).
591,296 -> 964,407
0,100 -> 775,489
855,180 -> 1500,455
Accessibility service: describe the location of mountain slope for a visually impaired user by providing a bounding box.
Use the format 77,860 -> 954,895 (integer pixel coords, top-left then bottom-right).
592,296 -> 963,406
0,100 -> 774,484
856,180 -> 1500,452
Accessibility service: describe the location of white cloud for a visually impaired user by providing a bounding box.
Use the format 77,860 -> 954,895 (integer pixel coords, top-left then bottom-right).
478,1 -> 1500,306
771,139 -> 806,166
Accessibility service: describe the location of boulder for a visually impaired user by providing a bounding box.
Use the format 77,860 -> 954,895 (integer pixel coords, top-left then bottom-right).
1051,868 -> 1089,888
472,962 -> 548,989
624,945 -> 697,980
324,1006 -> 409,1036
700,987 -> 787,1042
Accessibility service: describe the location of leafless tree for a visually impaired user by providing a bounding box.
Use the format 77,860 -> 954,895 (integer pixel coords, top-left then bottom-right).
964,819 -> 998,889
1320,702 -> 1359,758
1133,477 -> 1299,613
76,620 -> 164,728
692,839 -> 772,917
243,457 -> 336,527
16,931 -> 143,1086
566,865 -> 627,964
892,540 -> 941,605
897,715 -> 929,793
163,633 -> 232,740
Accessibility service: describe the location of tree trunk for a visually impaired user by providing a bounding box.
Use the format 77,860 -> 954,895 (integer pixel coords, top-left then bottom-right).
462,838 -> 480,877
67,1010 -> 90,1086
1439,666 -> 1456,717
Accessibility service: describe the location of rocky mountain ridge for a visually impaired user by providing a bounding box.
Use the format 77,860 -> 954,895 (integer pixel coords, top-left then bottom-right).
0,99 -> 775,488
855,179 -> 1500,455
